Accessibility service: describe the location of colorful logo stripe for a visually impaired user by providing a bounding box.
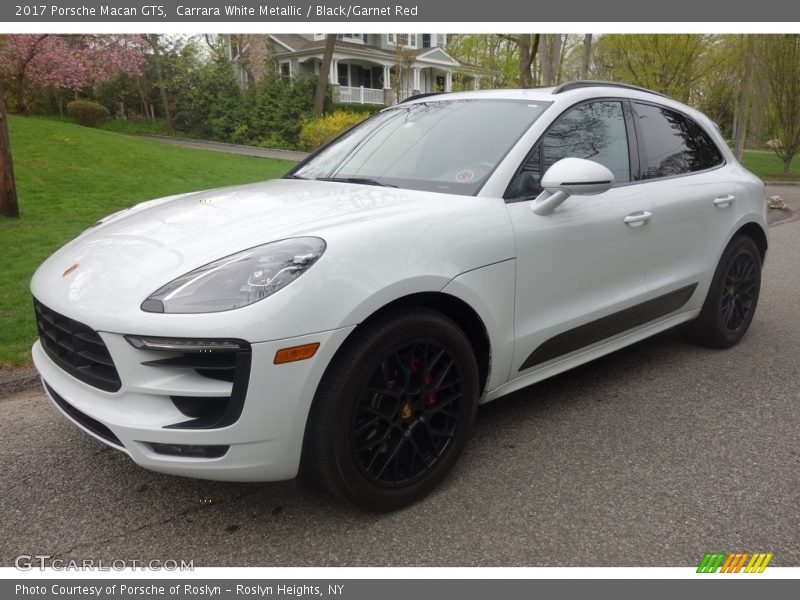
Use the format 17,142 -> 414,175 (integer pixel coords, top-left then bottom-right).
697,552 -> 773,573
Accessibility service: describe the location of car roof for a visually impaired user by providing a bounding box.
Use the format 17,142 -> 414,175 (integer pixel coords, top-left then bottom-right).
398,81 -> 714,132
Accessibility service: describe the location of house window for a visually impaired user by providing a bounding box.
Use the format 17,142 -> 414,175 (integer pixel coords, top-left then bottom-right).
338,34 -> 367,44
387,34 -> 395,44
279,61 -> 291,78
337,62 -> 349,87
436,34 -> 446,47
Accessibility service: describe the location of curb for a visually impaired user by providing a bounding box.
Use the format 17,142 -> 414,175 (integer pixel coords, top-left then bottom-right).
0,368 -> 40,399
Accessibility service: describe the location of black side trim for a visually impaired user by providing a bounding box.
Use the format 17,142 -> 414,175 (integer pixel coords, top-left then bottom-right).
559,180 -> 613,186
519,283 -> 698,372
44,382 -> 124,448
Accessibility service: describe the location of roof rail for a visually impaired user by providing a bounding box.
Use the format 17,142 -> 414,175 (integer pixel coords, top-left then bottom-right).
398,92 -> 446,104
552,80 -> 671,99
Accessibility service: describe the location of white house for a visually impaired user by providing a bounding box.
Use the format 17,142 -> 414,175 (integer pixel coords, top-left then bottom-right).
227,34 -> 482,106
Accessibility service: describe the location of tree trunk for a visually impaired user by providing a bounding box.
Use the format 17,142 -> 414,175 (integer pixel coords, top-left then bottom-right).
540,35 -> 553,86
551,34 -> 563,85
315,34 -> 336,115
733,35 -> 754,162
784,157 -> 791,174
0,88 -> 20,218
147,35 -> 174,133
581,34 -> 593,80
519,35 -> 532,88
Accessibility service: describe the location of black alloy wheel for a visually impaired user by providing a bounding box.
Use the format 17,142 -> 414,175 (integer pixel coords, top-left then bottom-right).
351,340 -> 463,487
719,250 -> 759,335
304,307 -> 479,511
683,235 -> 762,348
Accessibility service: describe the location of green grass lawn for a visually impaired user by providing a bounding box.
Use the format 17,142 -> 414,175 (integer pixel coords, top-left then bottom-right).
741,149 -> 800,181
0,115 -> 294,367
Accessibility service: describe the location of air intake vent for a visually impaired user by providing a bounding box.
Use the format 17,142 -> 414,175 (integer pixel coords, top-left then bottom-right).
34,299 -> 122,393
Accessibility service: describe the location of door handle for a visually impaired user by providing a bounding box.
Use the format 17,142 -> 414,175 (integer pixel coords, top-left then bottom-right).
713,195 -> 735,207
624,211 -> 652,227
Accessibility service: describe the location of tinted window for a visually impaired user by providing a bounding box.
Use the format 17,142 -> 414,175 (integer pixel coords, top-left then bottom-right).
634,103 -> 722,178
686,118 -> 724,169
507,101 -> 630,199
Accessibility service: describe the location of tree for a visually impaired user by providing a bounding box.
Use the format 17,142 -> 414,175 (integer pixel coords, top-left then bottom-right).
733,35 -> 755,161
517,34 -> 539,88
580,34 -> 593,80
0,34 -> 146,114
0,82 -> 18,218
592,34 -> 715,101
146,35 -> 174,132
447,34 -> 527,88
314,34 -> 335,115
539,34 -> 564,86
760,34 -> 800,174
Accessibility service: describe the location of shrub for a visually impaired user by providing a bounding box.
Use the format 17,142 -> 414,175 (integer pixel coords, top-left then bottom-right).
247,76 -> 329,148
66,100 -> 110,127
298,111 -> 368,151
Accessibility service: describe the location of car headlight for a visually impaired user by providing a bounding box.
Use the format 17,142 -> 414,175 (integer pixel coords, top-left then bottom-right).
141,237 -> 326,314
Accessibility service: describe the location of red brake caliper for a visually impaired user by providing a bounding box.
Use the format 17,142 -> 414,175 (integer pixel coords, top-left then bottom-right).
411,356 -> 437,407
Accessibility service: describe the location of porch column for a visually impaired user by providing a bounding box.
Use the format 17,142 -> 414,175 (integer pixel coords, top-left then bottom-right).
474,76 -> 480,90
383,65 -> 391,89
445,71 -> 452,92
412,67 -> 421,93
329,59 -> 338,84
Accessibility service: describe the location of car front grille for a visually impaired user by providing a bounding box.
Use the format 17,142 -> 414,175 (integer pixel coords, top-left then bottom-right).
34,299 -> 122,393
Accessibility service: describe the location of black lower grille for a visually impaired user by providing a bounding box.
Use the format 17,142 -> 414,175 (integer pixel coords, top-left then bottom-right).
45,382 -> 124,448
34,299 -> 122,392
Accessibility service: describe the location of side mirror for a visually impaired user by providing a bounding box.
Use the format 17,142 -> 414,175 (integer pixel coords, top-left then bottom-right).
531,157 -> 615,216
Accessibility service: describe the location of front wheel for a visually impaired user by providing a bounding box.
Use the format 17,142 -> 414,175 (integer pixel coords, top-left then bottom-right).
304,307 -> 479,511
683,235 -> 762,348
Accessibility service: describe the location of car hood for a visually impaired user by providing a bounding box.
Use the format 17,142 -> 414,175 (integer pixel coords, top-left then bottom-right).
31,179 -> 513,321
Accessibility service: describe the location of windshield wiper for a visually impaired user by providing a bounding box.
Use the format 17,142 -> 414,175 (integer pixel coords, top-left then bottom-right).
283,174 -> 307,180
314,177 -> 397,188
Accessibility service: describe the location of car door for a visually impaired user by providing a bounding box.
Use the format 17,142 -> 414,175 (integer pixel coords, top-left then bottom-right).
628,101 -> 737,302
505,99 -> 652,376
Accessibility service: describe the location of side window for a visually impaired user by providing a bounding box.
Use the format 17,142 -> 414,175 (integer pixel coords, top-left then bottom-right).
507,101 -> 630,199
685,118 -> 724,170
634,103 -> 722,178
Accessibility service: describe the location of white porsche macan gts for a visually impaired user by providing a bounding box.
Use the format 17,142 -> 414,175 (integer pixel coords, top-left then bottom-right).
31,82 -> 768,510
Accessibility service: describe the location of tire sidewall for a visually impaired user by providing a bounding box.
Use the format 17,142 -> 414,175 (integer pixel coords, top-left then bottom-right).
328,311 -> 479,511
704,236 -> 762,346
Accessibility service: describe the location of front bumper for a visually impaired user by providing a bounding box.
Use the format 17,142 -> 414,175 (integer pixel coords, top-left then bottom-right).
32,324 -> 354,482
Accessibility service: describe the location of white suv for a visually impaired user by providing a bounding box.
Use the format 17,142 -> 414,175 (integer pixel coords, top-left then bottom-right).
31,82 -> 767,511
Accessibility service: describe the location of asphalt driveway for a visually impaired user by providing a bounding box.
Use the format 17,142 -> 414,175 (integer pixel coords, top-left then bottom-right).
1,220 -> 798,568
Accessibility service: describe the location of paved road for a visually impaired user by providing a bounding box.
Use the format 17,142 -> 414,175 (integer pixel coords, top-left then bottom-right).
2,221 -> 798,568
141,135 -> 309,162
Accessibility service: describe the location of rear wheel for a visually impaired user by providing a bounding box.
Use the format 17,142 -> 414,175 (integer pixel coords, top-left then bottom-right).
683,235 -> 762,348
305,307 -> 479,511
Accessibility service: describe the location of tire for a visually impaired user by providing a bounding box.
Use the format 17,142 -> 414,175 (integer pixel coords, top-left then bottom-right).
682,235 -> 762,348
304,307 -> 480,511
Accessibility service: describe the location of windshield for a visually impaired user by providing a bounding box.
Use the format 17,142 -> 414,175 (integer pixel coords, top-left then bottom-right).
290,99 -> 551,195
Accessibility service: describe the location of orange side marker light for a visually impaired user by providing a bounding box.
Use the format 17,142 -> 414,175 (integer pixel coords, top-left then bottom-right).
274,342 -> 320,364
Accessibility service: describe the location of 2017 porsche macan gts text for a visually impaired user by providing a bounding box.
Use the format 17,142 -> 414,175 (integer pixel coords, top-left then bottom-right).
32,82 -> 767,510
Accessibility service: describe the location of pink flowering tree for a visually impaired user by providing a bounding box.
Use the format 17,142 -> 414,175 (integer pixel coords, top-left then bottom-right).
0,34 -> 147,114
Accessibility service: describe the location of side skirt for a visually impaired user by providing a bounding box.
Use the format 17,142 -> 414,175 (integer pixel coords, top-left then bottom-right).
519,284 -> 697,372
